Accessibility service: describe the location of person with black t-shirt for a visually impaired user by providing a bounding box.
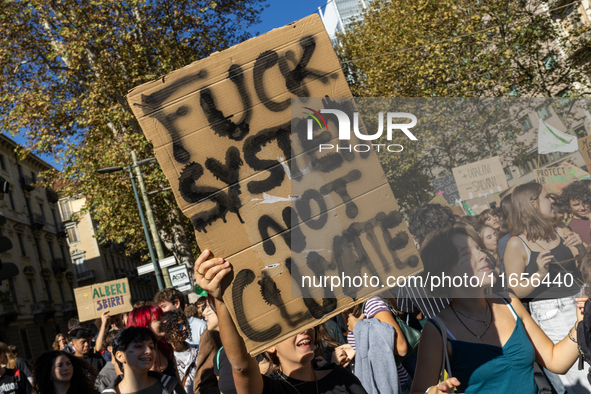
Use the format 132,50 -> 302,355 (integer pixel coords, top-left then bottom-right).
193,250 -> 367,394
69,328 -> 106,373
0,352 -> 31,394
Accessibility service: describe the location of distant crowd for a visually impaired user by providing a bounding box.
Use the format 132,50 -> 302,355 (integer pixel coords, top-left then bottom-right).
2,181 -> 591,394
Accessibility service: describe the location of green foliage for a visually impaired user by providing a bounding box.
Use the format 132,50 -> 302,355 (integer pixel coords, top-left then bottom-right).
1,0 -> 267,259
337,0 -> 591,211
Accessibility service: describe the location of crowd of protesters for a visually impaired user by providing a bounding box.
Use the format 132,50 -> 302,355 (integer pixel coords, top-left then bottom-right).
3,180 -> 591,394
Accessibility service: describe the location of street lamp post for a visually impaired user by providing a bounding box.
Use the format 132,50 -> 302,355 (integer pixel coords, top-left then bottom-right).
97,165 -> 165,290
131,151 -> 172,287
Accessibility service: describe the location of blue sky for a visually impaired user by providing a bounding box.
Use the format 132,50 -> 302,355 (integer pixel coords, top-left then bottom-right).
7,0 -> 329,171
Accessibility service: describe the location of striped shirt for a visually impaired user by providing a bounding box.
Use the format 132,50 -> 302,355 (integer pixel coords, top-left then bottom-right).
396,284 -> 450,319
347,297 -> 410,385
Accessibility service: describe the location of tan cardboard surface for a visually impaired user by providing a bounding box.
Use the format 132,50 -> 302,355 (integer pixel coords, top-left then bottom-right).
74,278 -> 132,322
452,156 -> 508,201
127,15 -> 421,355
535,166 -> 591,194
579,136 -> 591,169
429,194 -> 451,207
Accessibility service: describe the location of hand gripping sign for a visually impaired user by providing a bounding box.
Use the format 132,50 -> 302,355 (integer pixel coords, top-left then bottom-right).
126,14 -> 422,355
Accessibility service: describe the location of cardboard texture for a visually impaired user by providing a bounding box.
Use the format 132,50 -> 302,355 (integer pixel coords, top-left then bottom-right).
429,194 -> 451,207
452,156 -> 509,201
74,278 -> 132,322
431,175 -> 460,206
127,15 -> 421,355
574,137 -> 591,167
535,166 -> 591,194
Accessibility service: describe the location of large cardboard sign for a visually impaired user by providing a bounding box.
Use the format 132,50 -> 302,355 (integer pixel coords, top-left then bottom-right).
579,136 -> 591,169
535,166 -> 591,194
431,175 -> 460,206
127,15 -> 421,355
452,156 -> 508,201
74,278 -> 132,322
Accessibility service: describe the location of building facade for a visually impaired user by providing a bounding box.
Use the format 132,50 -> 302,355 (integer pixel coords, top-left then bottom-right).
58,196 -> 157,304
319,0 -> 374,43
0,134 -> 76,362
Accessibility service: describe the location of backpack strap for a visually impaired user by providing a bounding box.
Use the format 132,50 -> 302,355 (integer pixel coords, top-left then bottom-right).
216,346 -> 224,370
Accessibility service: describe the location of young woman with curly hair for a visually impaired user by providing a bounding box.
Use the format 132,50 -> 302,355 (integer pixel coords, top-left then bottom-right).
33,350 -> 97,394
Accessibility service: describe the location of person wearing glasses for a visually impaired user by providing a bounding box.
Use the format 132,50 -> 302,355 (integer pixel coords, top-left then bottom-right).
162,310 -> 199,394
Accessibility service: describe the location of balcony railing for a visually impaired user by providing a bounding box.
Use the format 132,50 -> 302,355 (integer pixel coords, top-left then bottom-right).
57,225 -> 67,239
115,268 -> 126,278
20,176 -> 35,192
30,213 -> 45,230
76,270 -> 95,281
45,188 -> 59,204
31,300 -> 54,315
51,258 -> 67,274
0,303 -> 17,315
60,301 -> 75,313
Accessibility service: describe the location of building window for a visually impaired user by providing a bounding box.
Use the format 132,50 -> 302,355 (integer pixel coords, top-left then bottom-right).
27,279 -> 37,303
537,106 -> 552,120
39,327 -> 49,351
38,202 -> 46,222
59,244 -> 66,259
19,329 -> 32,359
8,191 -> 15,211
504,167 -> 513,181
51,208 -> 57,225
43,279 -> 53,302
9,279 -> 18,304
59,200 -> 73,221
34,239 -> 43,261
17,234 -> 26,256
66,226 -> 79,245
73,257 -> 87,274
57,281 -> 65,303
519,116 -> 532,131
104,253 -> 109,269
68,282 -> 75,300
48,242 -> 55,260
574,125 -> 587,138
0,155 -> 5,171
31,172 -> 36,185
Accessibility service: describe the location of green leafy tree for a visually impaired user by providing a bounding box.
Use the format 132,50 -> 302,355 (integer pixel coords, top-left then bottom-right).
337,0 -> 591,210
1,0 -> 267,266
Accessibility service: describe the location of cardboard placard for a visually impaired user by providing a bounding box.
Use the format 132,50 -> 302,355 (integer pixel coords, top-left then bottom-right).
127,15 -> 421,355
534,166 -> 591,194
74,278 -> 132,322
452,156 -> 509,201
431,175 -> 460,206
429,194 -> 451,208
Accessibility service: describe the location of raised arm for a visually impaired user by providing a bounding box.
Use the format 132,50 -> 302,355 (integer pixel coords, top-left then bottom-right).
511,295 -> 585,373
194,250 -> 264,394
94,310 -> 110,352
410,321 -> 461,394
